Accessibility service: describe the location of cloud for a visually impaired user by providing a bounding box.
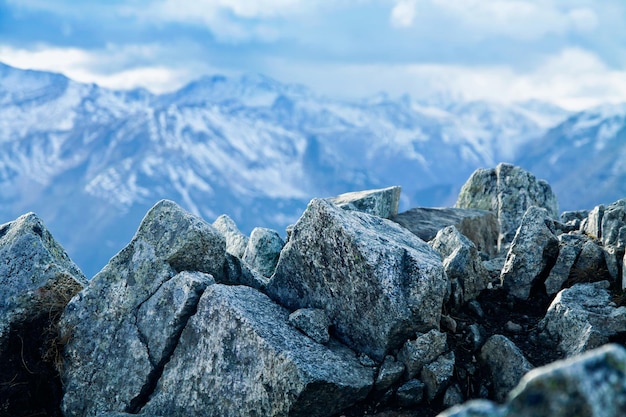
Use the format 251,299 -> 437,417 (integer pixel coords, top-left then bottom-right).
390,0 -> 418,28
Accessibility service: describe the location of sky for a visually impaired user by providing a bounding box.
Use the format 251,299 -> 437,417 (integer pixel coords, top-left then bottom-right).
1,0 -> 625,110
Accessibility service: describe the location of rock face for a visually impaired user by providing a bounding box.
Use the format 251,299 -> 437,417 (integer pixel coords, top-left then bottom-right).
60,200 -> 224,416
430,226 -> 490,307
140,284 -> 374,417
391,207 -> 499,257
266,198 -> 448,361
456,163 -> 559,250
0,213 -> 86,416
500,206 -> 559,300
539,281 -> 626,357
327,185 -> 401,219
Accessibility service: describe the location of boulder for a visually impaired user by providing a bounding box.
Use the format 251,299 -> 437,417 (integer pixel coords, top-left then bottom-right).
140,284 -> 374,417
543,234 -> 585,296
500,206 -> 559,300
539,281 -> 626,357
430,226 -> 490,307
60,200 -> 224,416
242,227 -> 284,277
505,344 -> 626,417
213,214 -> 249,258
479,335 -> 533,402
421,352 -> 456,401
288,308 -> 331,345
598,199 -> 626,247
0,213 -> 86,416
391,207 -> 498,257
456,163 -> 559,250
327,185 -> 401,219
397,329 -> 448,379
266,198 -> 448,361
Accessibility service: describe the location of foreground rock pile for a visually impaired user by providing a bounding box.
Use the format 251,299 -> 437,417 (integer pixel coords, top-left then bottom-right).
1,164 -> 626,417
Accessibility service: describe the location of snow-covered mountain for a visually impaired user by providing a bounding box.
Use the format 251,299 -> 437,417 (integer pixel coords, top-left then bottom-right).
3,61 -> 618,277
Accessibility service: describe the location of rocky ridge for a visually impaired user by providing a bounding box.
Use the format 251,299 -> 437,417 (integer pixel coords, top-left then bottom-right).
1,162 -> 626,417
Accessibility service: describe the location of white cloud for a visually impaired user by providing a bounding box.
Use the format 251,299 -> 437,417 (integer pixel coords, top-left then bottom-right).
390,0 -> 418,28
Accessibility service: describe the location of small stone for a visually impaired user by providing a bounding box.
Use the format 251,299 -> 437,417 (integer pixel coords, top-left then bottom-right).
443,384 -> 465,408
468,300 -> 485,319
397,329 -> 448,379
358,353 -> 377,367
441,315 -> 458,333
395,379 -> 425,407
480,335 -> 533,402
505,321 -> 523,334
421,351 -> 455,401
375,356 -> 405,393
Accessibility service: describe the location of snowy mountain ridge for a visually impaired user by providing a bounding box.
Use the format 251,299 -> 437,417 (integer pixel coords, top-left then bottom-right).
1,62 -> 625,276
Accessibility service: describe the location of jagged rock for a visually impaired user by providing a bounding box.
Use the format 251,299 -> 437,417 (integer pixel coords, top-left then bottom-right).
60,200 -> 224,416
561,210 -> 589,229
581,204 -> 604,240
544,234 -> 585,296
430,226 -> 490,306
391,207 -> 498,257
140,284 -> 374,417
443,384 -> 465,409
266,198 -> 448,361
242,227 -> 284,277
397,329 -> 448,379
375,356 -> 405,393
456,163 -> 559,250
288,308 -> 331,344
328,185 -> 401,219
500,206 -> 559,300
599,199 -> 626,247
396,379 -> 425,407
438,399 -> 505,417
223,252 -> 268,290
480,335 -> 533,402
0,213 -> 86,416
539,281 -> 626,357
505,344 -> 626,417
213,214 -> 249,258
421,351 -> 455,401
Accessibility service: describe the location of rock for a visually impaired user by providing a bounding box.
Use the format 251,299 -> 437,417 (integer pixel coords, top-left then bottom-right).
505,344 -> 626,417
560,210 -> 589,229
504,321 -> 523,333
544,234 -> 584,296
391,207 -> 499,257
582,204 -> 604,240
437,399 -> 505,417
60,200 -> 224,416
443,384 -> 465,409
500,206 -> 559,300
482,257 -> 506,284
599,199 -> 626,247
213,214 -> 249,258
441,315 -> 458,333
421,351 -> 456,401
397,329 -> 448,379
328,185 -> 401,219
140,284 -> 374,417
539,281 -> 626,357
456,163 -> 559,250
242,227 -> 284,277
375,356 -> 405,393
222,252 -> 268,290
570,240 -> 611,282
266,198 -> 448,361
0,213 -> 86,416
289,308 -> 331,344
430,226 -> 490,307
395,379 -> 425,407
480,335 -> 533,402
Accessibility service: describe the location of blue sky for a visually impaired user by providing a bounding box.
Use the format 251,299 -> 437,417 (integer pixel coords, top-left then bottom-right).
1,0 -> 625,109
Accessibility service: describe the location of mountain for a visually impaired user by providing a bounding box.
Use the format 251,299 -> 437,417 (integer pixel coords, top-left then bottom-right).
3,61 -> 617,277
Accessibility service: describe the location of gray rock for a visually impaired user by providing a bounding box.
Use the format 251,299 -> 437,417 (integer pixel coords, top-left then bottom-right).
213,214 -> 249,258
560,210 -> 589,229
222,252 -> 268,290
599,199 -> 626,247
582,204 -> 604,240
397,329 -> 448,379
375,356 -> 405,393
456,163 -> 559,250
395,379 -> 425,407
242,227 -> 284,277
500,206 -> 559,300
430,226 -> 490,306
437,400 -> 505,417
421,351 -> 456,401
570,240 -> 610,281
289,308 -> 331,344
544,234 -> 584,296
443,384 -> 465,409
266,198 -> 448,361
0,213 -> 86,349
505,344 -> 626,417
539,281 -> 626,357
392,207 -> 499,257
60,200 -> 224,416
482,257 -> 506,284
328,185 -> 401,219
480,335 -> 533,402
141,284 -> 374,417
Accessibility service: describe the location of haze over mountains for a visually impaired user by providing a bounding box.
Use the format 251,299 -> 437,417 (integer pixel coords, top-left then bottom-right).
1,62 -> 625,276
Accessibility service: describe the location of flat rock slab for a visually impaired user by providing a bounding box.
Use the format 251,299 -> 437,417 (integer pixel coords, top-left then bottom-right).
327,186 -> 401,219
267,198 -> 448,361
141,284 -> 374,417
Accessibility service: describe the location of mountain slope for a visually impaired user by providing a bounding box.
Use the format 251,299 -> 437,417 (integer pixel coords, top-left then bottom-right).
0,62 -> 575,276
